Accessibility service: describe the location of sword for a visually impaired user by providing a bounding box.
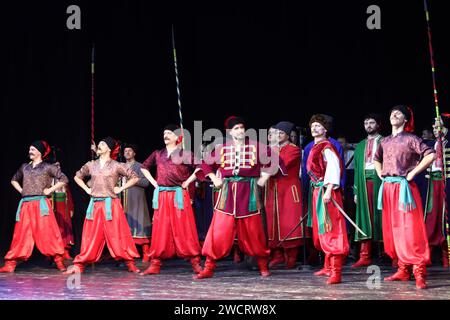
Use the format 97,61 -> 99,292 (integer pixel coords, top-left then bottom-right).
330,197 -> 367,237
276,213 -> 308,247
307,170 -> 367,237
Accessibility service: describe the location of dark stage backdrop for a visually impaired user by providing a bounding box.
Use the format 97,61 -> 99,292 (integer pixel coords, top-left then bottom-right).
0,0 -> 448,254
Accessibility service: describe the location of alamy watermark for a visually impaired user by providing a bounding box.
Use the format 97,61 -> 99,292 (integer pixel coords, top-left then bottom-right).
66,5 -> 81,30
367,5 -> 381,30
66,271 -> 81,290
66,5 -> 381,31
366,265 -> 382,290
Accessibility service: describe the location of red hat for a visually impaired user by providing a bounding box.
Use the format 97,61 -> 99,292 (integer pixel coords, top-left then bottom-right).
224,116 -> 245,130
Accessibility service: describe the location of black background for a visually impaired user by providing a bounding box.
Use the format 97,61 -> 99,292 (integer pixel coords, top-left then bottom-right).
0,0 -> 448,254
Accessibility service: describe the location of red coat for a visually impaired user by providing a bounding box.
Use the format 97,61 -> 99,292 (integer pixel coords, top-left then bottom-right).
197,138 -> 278,218
265,143 -> 303,247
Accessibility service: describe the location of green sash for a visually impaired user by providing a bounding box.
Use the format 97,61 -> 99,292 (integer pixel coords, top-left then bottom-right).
306,180 -> 332,235
425,171 -> 443,215
53,192 -> 67,202
219,177 -> 258,212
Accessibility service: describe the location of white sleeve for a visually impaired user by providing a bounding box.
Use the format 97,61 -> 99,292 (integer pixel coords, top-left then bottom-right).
323,149 -> 341,189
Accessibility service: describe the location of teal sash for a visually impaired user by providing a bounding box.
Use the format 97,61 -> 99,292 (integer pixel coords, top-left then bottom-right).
16,196 -> 49,222
377,176 -> 416,212
152,186 -> 184,210
86,197 -> 112,220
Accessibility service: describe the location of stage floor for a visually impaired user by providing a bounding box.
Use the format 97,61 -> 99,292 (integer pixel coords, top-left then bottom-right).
0,259 -> 449,300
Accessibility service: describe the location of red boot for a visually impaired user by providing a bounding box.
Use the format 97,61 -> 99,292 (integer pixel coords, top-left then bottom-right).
257,257 -> 271,277
63,263 -> 85,274
314,254 -> 331,276
384,261 -> 411,281
142,244 -> 150,263
63,248 -> 73,260
285,248 -> 298,269
413,264 -> 427,289
391,257 -> 398,268
140,258 -> 161,275
194,257 -> 216,279
442,243 -> 449,268
125,260 -> 140,273
233,245 -> 242,263
326,255 -> 343,285
190,256 -> 203,274
351,241 -> 372,268
0,260 -> 17,273
54,255 -> 67,271
269,248 -> 285,268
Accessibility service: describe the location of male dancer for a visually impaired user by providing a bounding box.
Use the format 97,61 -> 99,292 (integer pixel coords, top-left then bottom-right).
301,115 -> 345,266
374,105 -> 435,289
0,140 -> 67,272
123,144 -> 152,263
195,116 -> 278,279
265,121 -> 303,269
424,117 -> 449,267
140,125 -> 202,275
64,137 -> 141,274
352,114 -> 383,267
306,115 -> 349,285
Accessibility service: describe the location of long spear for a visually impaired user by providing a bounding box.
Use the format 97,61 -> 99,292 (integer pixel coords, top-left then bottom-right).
423,0 -> 449,266
91,44 -> 96,159
171,25 -> 186,149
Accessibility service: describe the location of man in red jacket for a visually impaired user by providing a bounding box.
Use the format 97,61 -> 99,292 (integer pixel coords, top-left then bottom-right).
265,121 -> 303,269
195,116 -> 280,279
307,115 -> 349,285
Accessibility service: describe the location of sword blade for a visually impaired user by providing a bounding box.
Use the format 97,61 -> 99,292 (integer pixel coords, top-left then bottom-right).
276,213 -> 308,247
330,197 -> 368,237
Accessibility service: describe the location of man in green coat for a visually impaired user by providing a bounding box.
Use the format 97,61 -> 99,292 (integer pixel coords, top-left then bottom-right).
352,114 -> 383,268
